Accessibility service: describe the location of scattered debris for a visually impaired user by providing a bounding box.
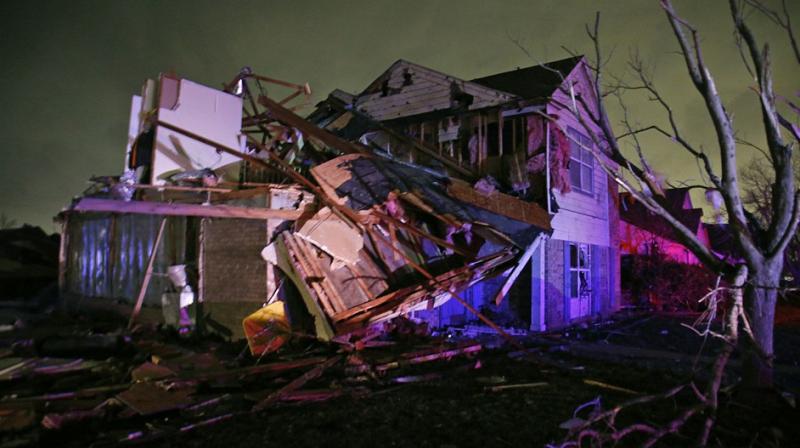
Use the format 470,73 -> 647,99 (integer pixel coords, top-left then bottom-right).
582,379 -> 638,395
486,382 -> 548,392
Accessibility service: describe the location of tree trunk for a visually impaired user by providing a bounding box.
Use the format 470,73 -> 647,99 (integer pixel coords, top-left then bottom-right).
741,262 -> 782,388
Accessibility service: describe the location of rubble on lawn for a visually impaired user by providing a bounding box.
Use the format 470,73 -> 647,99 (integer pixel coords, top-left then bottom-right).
0,309 -> 493,445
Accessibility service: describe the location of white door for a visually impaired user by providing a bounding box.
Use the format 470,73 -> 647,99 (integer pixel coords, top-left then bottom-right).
569,243 -> 592,319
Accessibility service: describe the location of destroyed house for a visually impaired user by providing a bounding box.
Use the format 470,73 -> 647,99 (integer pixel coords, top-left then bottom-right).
56,56 -> 620,345
309,56 -> 621,330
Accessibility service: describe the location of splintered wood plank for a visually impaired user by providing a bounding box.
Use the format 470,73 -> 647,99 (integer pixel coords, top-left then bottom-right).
351,248 -> 390,297
293,237 -> 348,313
252,355 -> 342,411
331,265 -> 472,324
275,235 -> 335,340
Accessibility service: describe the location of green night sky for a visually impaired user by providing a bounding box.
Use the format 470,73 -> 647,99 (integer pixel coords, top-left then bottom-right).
1,0 -> 797,231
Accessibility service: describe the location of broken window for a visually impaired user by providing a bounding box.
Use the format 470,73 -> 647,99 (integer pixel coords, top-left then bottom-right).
567,127 -> 594,195
569,242 -> 591,298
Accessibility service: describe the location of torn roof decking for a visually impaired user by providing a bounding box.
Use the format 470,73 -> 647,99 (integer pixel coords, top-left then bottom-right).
315,56 -> 583,128
310,153 -> 551,246
245,94 -> 553,242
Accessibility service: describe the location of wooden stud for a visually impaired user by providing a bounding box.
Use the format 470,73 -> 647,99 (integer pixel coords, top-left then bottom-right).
498,109 -> 504,157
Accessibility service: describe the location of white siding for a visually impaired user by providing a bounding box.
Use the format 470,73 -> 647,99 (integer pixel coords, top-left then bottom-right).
548,64 -> 611,247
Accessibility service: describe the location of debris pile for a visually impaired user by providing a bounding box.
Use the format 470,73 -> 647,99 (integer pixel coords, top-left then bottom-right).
0,313 -> 492,446
56,69 -> 552,346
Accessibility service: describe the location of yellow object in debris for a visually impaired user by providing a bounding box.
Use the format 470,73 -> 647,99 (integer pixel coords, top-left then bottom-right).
243,302 -> 290,356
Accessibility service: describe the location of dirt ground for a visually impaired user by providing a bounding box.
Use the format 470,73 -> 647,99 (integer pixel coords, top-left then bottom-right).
1,302 -> 799,448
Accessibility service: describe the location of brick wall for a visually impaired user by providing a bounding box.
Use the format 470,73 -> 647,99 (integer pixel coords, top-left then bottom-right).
597,246 -> 612,316
201,218 -> 268,303
607,174 -> 622,311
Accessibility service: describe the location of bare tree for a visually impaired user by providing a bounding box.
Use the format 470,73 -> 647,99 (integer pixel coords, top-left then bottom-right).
543,2 -> 799,443
558,0 -> 799,391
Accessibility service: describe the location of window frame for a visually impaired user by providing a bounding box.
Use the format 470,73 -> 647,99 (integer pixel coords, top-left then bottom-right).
568,242 -> 592,299
567,126 -> 594,195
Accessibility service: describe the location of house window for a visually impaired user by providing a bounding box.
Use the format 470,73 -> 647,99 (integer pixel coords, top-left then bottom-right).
568,127 -> 594,194
569,243 -> 591,298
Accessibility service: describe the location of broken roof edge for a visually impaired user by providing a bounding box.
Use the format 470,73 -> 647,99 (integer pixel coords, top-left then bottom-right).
470,55 -> 585,102
357,58 -> 520,101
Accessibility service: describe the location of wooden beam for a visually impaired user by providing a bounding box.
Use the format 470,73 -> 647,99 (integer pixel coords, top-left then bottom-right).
494,234 -> 544,306
129,183 -> 233,193
498,109 -> 504,157
257,95 -> 368,156
71,198 -> 305,221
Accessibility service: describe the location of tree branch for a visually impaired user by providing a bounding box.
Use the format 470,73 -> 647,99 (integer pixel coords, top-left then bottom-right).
662,0 -> 759,265
730,0 -> 797,255
769,188 -> 800,258
745,0 -> 800,64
